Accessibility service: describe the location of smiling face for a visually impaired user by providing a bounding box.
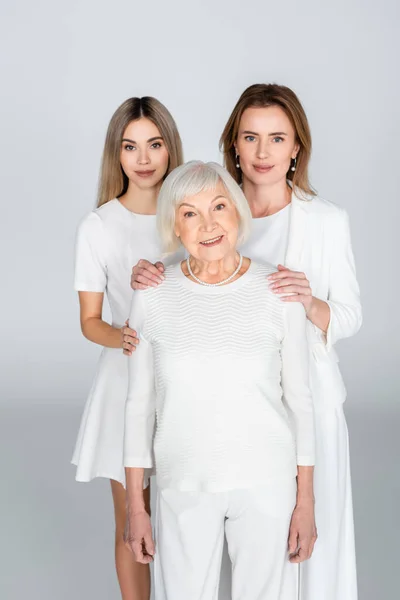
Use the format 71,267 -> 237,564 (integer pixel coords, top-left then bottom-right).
235,105 -> 299,187
174,181 -> 240,262
120,117 -> 170,191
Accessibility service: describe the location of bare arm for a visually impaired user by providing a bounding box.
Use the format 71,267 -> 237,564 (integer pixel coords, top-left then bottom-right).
74,213 -> 138,354
78,291 -> 138,351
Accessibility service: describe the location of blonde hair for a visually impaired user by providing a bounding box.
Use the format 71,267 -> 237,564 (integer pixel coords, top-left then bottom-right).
220,83 -> 315,197
97,97 -> 183,207
157,160 -> 252,253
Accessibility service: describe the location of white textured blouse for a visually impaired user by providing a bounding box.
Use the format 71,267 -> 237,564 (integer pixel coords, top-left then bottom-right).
124,261 -> 315,493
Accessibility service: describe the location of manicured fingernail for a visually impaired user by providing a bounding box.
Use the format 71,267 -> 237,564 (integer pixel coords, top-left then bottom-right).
150,282 -> 158,287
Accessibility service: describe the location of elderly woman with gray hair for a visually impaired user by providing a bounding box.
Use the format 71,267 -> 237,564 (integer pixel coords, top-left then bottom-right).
123,161 -> 316,600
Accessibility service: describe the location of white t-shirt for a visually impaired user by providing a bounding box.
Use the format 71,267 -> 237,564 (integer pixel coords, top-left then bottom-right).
240,204 -> 291,267
124,261 -> 315,493
74,199 -> 182,328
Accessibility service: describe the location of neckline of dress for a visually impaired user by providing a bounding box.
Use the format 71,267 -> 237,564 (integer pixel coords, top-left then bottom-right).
114,199 -> 157,218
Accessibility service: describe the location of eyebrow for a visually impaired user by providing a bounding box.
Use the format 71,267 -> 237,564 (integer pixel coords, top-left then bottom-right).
241,130 -> 288,136
121,136 -> 164,144
179,195 -> 227,209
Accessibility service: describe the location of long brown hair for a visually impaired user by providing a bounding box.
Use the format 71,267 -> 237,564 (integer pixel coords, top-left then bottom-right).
97,97 -> 183,207
220,84 -> 315,197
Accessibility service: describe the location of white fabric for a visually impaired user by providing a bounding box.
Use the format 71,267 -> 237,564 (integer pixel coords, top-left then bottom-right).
284,193 -> 362,409
239,190 -> 360,600
124,261 -> 315,492
154,478 -> 298,600
300,406 -> 357,600
240,203 -> 290,268
71,199 -> 183,484
71,189 -> 360,599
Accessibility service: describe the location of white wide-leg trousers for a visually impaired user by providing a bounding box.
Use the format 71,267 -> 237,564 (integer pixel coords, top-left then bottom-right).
300,406 -> 358,600
154,478 -> 299,600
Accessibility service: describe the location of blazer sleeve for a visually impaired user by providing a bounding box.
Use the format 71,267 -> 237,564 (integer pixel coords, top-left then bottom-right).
281,303 -> 315,466
124,291 -> 156,469
324,208 -> 362,350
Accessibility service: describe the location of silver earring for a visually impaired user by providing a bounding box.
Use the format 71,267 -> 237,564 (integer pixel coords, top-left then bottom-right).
291,157 -> 297,172
235,154 -> 240,169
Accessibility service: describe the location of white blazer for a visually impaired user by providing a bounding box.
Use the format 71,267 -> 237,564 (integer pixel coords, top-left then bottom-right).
285,190 -> 362,411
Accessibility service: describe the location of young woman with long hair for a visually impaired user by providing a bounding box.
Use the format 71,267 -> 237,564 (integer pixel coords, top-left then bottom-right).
72,96 -> 183,599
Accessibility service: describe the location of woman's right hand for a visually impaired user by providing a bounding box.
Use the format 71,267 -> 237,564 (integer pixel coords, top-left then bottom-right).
131,259 -> 165,290
124,509 -> 155,564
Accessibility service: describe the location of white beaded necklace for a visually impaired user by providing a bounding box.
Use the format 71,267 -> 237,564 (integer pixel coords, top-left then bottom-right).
186,254 -> 243,287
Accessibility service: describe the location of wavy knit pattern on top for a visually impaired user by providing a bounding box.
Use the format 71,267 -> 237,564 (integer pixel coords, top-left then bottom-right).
124,261 -> 315,493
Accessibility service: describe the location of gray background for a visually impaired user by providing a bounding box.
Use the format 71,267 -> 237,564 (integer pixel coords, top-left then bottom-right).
1,0 -> 399,598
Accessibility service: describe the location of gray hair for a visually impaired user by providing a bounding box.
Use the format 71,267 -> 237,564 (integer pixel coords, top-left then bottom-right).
157,160 -> 252,253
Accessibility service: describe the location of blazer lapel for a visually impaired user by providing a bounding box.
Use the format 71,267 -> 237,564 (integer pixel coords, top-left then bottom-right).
284,190 -> 312,270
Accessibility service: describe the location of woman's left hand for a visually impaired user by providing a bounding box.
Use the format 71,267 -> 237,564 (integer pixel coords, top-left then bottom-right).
122,319 -> 140,356
268,265 -> 313,314
288,500 -> 318,563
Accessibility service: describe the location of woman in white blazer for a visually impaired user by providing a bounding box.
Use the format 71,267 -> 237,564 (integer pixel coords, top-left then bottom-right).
129,84 -> 361,600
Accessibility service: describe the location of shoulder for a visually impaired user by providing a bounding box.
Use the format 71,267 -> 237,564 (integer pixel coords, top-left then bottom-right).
93,199 -> 123,231
300,189 -> 348,220
248,261 -> 285,307
250,260 -> 277,279
294,190 -> 349,232
76,210 -> 105,242
137,263 -> 181,303
76,200 -> 121,242
163,262 -> 180,278
86,199 -> 121,229
78,199 -> 119,229
150,262 -> 184,299
310,195 -> 347,218
94,199 -> 120,219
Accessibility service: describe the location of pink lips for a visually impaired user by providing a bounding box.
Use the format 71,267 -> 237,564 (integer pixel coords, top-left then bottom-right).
135,170 -> 156,178
254,165 -> 274,173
